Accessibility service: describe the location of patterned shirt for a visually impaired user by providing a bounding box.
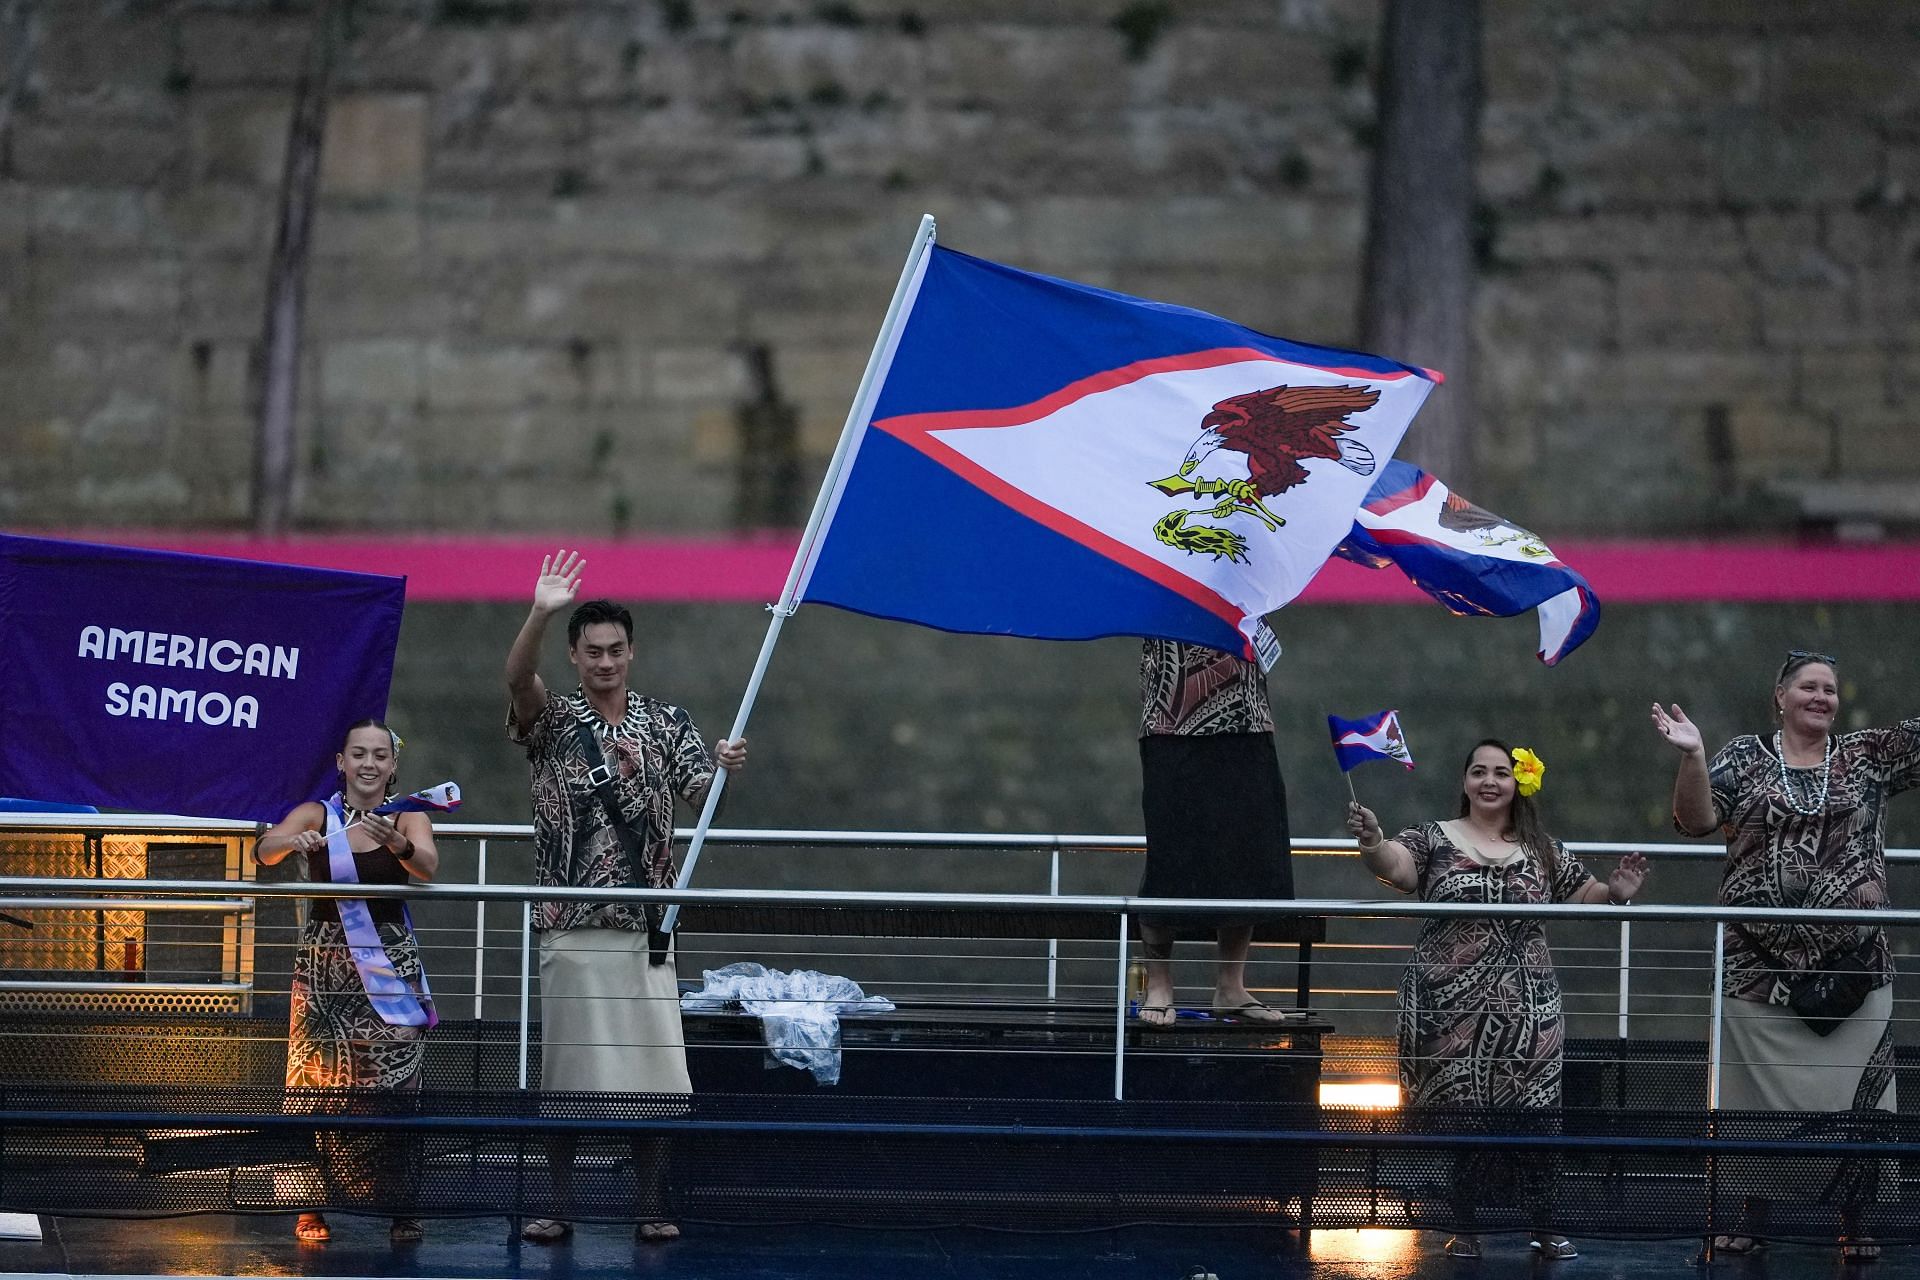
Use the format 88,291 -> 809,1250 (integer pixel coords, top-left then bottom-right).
1684,720 -> 1920,1003
1139,638 -> 1274,737
509,687 -> 715,933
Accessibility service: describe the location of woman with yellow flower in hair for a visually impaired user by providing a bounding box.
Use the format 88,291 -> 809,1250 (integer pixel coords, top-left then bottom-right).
1345,739 -> 1649,1260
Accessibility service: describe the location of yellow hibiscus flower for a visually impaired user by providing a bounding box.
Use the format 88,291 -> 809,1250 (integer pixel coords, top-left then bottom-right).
1511,747 -> 1546,797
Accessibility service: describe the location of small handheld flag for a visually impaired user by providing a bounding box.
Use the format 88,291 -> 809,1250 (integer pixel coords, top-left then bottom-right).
1328,710 -> 1414,773
375,782 -> 462,815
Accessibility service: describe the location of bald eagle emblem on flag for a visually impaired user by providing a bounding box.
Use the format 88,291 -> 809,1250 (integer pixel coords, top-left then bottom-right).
1148,384 -> 1382,564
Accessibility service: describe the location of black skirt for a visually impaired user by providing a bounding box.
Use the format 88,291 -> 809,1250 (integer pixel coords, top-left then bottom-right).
1139,731 -> 1293,934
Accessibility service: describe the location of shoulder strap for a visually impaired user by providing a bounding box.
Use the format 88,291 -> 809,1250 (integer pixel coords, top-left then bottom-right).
571,718 -> 672,964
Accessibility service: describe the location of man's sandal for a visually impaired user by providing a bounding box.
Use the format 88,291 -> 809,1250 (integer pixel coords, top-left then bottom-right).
519,1218 -> 573,1244
636,1221 -> 681,1244
1442,1234 -> 1479,1258
389,1217 -> 424,1244
1840,1237 -> 1880,1262
1136,1003 -> 1177,1028
1711,1235 -> 1765,1256
294,1213 -> 330,1243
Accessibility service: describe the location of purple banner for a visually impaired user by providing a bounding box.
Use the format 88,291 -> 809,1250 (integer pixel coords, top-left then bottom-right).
0,534 -> 405,821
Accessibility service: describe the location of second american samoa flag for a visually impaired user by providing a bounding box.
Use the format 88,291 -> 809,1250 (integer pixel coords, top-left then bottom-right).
1329,709 -> 1414,772
1334,460 -> 1600,665
793,243 -> 1441,658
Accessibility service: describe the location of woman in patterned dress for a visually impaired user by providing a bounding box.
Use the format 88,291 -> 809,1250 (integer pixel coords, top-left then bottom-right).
1346,739 -> 1648,1260
255,720 -> 440,1245
1655,652 -> 1918,1261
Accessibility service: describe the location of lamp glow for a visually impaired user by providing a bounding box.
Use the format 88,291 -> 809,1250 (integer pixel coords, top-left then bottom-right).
1318,1080 -> 1402,1109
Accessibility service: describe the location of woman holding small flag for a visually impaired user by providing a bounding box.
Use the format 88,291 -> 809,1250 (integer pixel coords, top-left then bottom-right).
1345,739 -> 1648,1260
256,718 -> 443,1245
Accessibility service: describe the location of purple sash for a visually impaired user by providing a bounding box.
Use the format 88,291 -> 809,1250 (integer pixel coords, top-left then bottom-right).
323,795 -> 436,1028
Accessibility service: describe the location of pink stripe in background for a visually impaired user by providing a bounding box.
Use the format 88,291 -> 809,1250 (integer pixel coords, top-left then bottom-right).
31,531 -> 1920,605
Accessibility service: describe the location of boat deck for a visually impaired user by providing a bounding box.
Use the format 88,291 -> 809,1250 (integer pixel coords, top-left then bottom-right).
4,1214 -> 1904,1280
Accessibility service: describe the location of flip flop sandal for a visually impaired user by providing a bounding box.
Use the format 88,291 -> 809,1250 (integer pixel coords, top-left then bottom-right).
1712,1235 -> 1765,1256
519,1218 -> 573,1244
294,1213 -> 330,1243
1442,1235 -> 1479,1258
1531,1236 -> 1578,1260
389,1217 -> 424,1244
1135,1003 -> 1177,1027
1212,1000 -> 1287,1023
636,1221 -> 681,1243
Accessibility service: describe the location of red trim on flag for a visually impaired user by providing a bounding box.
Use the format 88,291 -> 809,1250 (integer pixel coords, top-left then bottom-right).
20,531 -> 1920,606
875,346 -> 1429,440
1358,471 -> 1436,518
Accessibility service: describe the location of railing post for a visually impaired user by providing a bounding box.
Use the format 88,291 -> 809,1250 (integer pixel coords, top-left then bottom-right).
1616,917 -> 1631,1041
1707,922 -> 1725,1109
1047,842 -> 1061,1002
1113,911 -> 1128,1102
473,838 -> 488,1022
518,899 -> 533,1090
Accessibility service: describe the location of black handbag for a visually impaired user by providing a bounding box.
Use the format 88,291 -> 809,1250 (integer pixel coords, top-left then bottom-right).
1742,926 -> 1881,1037
1786,936 -> 1880,1037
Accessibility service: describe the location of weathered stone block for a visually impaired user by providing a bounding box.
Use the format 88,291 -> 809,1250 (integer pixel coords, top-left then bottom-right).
28,186 -> 153,250
182,255 -> 269,340
1713,118 -> 1882,208
312,200 -> 425,259
1757,280 -> 1862,350
1837,406 -> 1920,476
176,11 -> 313,89
321,339 -> 425,407
30,252 -> 184,325
1499,211 -> 1748,268
1793,350 -> 1895,415
1618,267 -> 1756,349
321,94 -> 430,198
307,265 -> 451,340
189,91 -> 292,187
424,340 -> 582,409
1603,350 -> 1795,408
9,120 -> 181,186
546,194 -> 778,260
1726,402 -> 1834,478
1566,33 -> 1765,111
1476,269 -> 1613,349
650,346 -> 750,403
174,339 -> 255,413
152,185 -> 271,256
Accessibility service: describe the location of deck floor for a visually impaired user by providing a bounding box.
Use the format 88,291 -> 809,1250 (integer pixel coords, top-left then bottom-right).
0,1215 -> 1906,1280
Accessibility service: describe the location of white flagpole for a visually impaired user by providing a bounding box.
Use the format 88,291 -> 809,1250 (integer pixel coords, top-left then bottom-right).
661,214 -> 938,938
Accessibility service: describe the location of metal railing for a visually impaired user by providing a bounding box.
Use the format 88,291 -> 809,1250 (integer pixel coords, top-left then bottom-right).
0,812 -> 1916,1105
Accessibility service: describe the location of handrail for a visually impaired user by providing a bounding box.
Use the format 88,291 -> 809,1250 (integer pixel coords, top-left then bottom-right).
2,812 -> 1915,863
0,874 -> 1912,928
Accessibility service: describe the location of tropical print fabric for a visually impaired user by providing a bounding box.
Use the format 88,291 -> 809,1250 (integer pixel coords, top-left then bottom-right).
1394,821 -> 1589,1109
1696,720 -> 1920,1004
1138,638 -> 1275,737
510,688 -> 715,932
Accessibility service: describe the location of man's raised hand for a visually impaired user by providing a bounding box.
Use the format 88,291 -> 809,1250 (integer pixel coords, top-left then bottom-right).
533,549 -> 585,615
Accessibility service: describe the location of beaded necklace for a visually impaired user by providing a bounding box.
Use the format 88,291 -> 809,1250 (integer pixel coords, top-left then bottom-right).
1773,730 -> 1833,817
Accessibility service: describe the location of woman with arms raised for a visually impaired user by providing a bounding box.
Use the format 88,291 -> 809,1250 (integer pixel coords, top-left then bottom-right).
1654,651 -> 1919,1261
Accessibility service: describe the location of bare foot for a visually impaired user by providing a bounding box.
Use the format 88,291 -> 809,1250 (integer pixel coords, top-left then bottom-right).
294,1213 -> 329,1243
637,1221 -> 681,1243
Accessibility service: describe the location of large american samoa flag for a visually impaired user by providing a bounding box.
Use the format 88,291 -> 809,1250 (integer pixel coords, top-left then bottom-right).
1335,460 -> 1600,665
793,245 -> 1442,658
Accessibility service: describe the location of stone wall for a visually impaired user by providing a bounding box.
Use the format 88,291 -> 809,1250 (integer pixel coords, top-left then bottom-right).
3,0 -> 1917,534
